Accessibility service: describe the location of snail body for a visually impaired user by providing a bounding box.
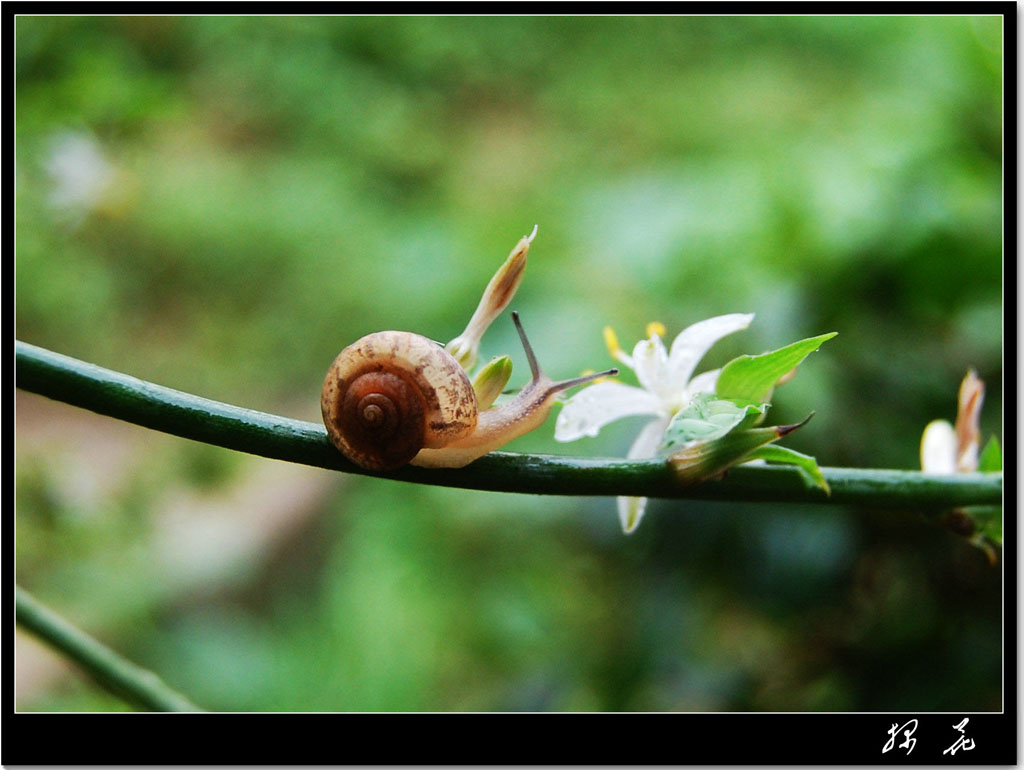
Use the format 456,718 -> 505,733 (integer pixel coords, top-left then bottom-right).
322,314 -> 616,470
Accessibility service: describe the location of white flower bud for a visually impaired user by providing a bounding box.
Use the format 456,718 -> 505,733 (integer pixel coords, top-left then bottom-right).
445,226 -> 536,371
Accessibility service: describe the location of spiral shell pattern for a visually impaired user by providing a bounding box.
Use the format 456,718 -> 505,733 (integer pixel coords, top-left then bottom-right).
321,331 -> 478,470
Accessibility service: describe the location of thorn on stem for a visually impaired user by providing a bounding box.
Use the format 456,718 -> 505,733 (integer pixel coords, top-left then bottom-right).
777,412 -> 815,437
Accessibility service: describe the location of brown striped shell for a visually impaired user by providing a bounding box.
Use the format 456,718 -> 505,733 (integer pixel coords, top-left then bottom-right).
321,331 -> 478,470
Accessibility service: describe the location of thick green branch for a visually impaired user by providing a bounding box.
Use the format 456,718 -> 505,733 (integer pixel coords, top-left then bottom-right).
16,586 -> 203,712
15,340 -> 1002,510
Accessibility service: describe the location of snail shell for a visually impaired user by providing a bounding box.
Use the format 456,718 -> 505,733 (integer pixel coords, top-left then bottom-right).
321,331 -> 478,470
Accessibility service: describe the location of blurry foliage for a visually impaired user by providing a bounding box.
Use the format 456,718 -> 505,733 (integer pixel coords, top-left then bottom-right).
16,15 -> 1002,712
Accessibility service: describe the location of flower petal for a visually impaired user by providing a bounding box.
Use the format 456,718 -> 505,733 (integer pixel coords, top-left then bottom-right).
446,229 -> 533,370
554,381 -> 664,441
627,415 -> 672,459
616,415 -> 672,534
686,368 -> 721,397
632,334 -> 674,402
668,313 -> 755,386
618,495 -> 649,534
921,419 -> 957,474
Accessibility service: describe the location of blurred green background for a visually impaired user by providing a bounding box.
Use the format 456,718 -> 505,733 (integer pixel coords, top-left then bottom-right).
16,15 -> 1003,712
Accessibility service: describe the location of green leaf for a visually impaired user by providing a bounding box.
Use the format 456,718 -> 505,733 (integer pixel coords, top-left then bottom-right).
977,436 -> 1002,472
968,506 -> 1002,546
955,505 -> 1002,563
745,444 -> 831,494
667,416 -> 813,487
716,332 -> 838,404
658,393 -> 768,454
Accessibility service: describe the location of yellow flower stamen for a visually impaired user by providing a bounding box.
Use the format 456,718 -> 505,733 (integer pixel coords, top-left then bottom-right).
646,321 -> 666,340
603,326 -> 622,360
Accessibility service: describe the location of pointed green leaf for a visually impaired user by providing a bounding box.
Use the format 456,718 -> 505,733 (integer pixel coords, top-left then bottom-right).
716,332 -> 837,404
977,436 -> 1002,472
658,394 -> 768,454
745,444 -> 831,494
969,506 -> 1002,546
736,401 -> 769,430
667,415 -> 812,487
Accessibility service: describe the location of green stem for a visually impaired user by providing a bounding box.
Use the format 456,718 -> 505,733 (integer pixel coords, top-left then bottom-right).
16,586 -> 203,712
15,340 -> 1001,510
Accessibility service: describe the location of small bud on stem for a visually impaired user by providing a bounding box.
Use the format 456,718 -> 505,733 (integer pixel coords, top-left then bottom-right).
954,369 -> 984,473
446,226 -> 537,371
472,355 -> 514,409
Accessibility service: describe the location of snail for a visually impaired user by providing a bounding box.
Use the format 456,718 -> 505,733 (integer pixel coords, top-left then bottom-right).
321,227 -> 617,470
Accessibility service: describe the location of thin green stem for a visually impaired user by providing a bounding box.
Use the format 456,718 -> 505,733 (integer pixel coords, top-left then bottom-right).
15,340 -> 1002,510
16,586 -> 203,712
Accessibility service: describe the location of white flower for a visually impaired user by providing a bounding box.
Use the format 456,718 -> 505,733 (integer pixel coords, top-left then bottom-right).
920,369 -> 984,474
555,313 -> 755,533
919,370 -> 1001,564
